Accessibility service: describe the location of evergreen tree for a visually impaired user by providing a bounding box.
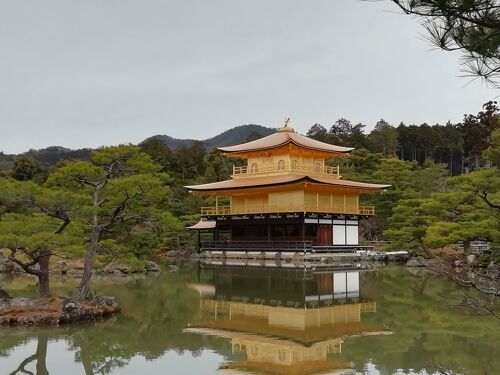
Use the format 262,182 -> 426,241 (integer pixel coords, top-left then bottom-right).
369,120 -> 399,157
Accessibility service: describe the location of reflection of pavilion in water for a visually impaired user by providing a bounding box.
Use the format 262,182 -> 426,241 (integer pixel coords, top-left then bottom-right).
188,265 -> 388,374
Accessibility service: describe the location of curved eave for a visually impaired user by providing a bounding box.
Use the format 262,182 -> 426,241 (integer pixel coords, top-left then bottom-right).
217,132 -> 354,157
187,220 -> 216,230
185,175 -> 390,193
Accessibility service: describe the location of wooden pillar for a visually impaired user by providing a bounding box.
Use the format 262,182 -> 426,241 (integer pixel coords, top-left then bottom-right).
197,230 -> 201,254
267,216 -> 271,241
301,216 -> 305,241
215,195 -> 219,214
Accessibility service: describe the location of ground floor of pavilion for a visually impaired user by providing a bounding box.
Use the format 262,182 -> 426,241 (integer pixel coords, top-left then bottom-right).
189,212 -> 371,252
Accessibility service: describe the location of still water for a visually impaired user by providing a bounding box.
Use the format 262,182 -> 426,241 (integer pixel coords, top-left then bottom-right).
0,262 -> 499,375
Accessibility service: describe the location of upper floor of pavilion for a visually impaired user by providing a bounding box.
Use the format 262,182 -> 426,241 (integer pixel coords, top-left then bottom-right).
219,122 -> 352,180
185,121 -> 390,217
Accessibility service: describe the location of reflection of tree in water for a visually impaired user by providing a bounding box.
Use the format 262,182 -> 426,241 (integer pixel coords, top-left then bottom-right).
8,333 -> 48,375
5,329 -> 128,375
343,267 -> 500,375
1,263 -> 230,374
72,330 -> 128,375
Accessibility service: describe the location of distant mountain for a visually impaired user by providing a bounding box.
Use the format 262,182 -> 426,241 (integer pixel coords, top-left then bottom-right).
0,124 -> 276,171
144,124 -> 275,150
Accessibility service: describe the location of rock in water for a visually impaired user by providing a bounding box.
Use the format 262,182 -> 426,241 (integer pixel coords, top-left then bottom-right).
168,265 -> 179,273
0,254 -> 14,273
487,262 -> 499,278
0,289 -> 11,300
406,256 -> 427,267
55,260 -> 70,274
145,261 -> 161,273
112,264 -> 131,274
466,254 -> 476,266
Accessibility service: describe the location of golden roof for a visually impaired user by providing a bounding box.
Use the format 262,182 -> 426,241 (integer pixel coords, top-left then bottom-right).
218,127 -> 353,156
185,175 -> 390,193
194,318 -> 387,343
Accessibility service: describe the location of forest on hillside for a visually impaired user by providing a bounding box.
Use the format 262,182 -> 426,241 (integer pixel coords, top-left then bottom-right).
0,101 -> 499,272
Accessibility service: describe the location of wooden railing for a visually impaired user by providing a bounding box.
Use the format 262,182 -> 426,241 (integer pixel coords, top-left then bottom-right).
200,203 -> 375,216
233,163 -> 339,177
201,240 -> 314,253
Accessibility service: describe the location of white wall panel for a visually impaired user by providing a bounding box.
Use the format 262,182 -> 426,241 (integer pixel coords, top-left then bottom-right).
346,225 -> 358,245
332,225 -> 346,245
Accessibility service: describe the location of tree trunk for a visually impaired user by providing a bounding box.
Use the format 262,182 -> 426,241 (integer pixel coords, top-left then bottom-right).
463,239 -> 471,252
36,334 -> 49,375
449,150 -> 453,176
38,248 -> 51,298
461,147 -> 465,174
75,223 -> 100,300
74,189 -> 100,301
418,238 -> 433,257
75,332 -> 94,375
38,273 -> 50,298
475,154 -> 481,169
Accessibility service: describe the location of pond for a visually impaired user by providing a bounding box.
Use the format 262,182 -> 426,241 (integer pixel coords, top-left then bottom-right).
0,262 -> 499,375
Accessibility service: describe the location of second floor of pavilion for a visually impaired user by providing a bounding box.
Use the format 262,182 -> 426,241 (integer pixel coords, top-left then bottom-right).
192,182 -> 383,217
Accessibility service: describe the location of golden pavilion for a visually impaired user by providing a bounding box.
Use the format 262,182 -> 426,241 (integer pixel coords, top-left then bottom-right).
186,121 -> 389,251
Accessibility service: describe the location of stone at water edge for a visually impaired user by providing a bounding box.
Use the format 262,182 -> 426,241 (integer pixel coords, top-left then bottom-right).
114,264 -> 131,274
145,261 -> 161,272
0,289 -> 11,300
0,254 -> 14,273
60,296 -> 121,323
168,265 -> 179,272
55,260 -> 70,274
165,250 -> 178,257
406,256 -> 428,267
487,262 -> 499,278
466,254 -> 476,266
101,263 -> 130,275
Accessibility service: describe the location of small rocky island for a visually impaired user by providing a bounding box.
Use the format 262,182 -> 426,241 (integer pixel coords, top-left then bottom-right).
0,295 -> 120,325
0,253 -> 162,325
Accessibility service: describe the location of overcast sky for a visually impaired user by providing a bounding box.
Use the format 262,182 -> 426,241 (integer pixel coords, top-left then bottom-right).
0,0 -> 495,154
